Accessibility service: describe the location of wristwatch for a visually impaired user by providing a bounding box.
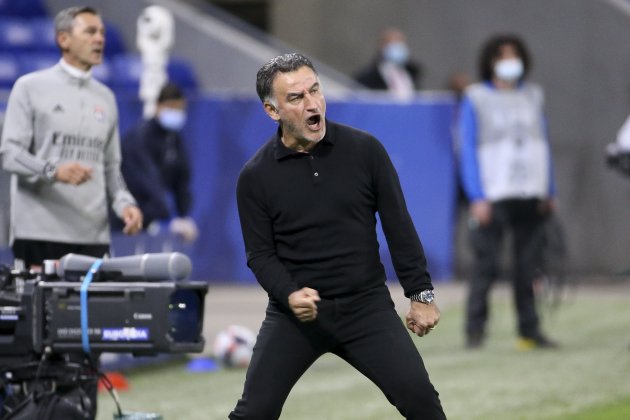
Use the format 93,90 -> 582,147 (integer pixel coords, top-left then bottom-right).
43,162 -> 57,182
410,289 -> 435,304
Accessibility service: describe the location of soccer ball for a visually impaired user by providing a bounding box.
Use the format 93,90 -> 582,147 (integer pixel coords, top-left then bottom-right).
212,325 -> 257,368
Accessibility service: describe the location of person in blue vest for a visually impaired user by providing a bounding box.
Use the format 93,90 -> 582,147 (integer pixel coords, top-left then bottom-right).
457,34 -> 558,350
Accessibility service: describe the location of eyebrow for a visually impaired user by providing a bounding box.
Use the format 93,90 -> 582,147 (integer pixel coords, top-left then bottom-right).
83,23 -> 105,31
286,82 -> 319,101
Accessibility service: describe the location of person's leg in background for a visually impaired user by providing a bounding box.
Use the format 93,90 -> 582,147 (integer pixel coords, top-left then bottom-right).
511,203 -> 557,349
465,204 -> 504,348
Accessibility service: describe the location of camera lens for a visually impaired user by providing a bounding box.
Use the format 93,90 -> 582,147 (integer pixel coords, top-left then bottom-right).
167,289 -> 202,342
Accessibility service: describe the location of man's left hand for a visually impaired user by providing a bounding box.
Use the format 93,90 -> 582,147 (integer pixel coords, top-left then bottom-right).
122,206 -> 143,235
405,301 -> 440,337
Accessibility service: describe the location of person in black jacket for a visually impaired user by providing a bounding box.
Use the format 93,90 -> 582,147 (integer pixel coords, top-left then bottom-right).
120,82 -> 198,242
355,27 -> 422,100
229,53 -> 446,420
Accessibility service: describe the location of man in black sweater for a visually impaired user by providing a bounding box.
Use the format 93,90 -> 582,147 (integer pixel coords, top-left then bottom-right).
230,53 -> 446,420
119,83 -> 197,242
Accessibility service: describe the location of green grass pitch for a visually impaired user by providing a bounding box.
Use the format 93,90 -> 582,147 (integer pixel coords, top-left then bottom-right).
96,283 -> 630,420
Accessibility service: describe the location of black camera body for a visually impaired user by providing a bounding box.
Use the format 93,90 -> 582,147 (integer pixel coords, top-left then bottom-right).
0,252 -> 208,419
0,252 -> 208,359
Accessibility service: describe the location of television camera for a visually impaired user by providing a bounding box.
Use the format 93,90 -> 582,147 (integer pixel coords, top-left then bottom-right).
0,252 -> 208,419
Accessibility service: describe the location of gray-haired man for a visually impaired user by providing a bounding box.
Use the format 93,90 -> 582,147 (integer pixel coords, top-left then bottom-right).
0,6 -> 143,269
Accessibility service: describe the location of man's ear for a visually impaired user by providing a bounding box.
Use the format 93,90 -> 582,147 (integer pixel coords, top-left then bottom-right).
56,31 -> 70,51
264,102 -> 280,122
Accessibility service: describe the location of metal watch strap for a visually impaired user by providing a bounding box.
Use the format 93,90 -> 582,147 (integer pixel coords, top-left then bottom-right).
410,289 -> 434,304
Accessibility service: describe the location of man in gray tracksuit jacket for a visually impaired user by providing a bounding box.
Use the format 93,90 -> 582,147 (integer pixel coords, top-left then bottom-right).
0,6 -> 143,269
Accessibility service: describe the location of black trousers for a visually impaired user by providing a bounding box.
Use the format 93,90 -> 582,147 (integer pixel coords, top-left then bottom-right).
466,198 -> 547,339
229,287 -> 446,420
12,239 -> 109,268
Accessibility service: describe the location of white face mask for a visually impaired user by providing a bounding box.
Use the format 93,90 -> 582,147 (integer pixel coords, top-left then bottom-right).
383,42 -> 409,65
494,58 -> 523,82
157,108 -> 187,131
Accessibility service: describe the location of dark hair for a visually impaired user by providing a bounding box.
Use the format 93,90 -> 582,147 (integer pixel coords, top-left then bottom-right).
255,53 -> 317,103
54,6 -> 99,34
478,34 -> 531,82
157,82 -> 185,103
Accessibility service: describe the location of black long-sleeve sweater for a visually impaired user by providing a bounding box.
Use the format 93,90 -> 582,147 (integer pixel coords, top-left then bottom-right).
120,118 -> 192,226
236,120 -> 433,307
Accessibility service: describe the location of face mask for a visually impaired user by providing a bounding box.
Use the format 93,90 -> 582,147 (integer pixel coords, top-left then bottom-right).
157,108 -> 187,131
494,58 -> 524,82
383,42 -> 409,65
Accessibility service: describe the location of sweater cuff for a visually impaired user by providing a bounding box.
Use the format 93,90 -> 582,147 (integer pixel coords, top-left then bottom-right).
279,284 -> 300,311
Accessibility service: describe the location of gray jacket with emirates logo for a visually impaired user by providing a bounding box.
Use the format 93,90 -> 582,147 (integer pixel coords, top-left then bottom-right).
0,62 -> 136,245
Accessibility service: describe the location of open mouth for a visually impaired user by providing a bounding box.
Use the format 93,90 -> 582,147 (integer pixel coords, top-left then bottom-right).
306,114 -> 321,130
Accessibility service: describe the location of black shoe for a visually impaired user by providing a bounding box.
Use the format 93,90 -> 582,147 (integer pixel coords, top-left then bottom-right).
517,333 -> 559,350
466,332 -> 484,349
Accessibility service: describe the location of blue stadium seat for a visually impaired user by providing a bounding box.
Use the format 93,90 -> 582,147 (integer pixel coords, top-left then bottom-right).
168,57 -> 198,92
0,0 -> 48,17
0,17 -> 124,56
104,22 -> 126,58
16,52 -> 58,75
0,53 -> 19,89
22,18 -> 124,56
109,54 -> 198,95
0,18 -> 36,53
0,0 -> 10,16
29,17 -> 57,53
109,53 -> 143,93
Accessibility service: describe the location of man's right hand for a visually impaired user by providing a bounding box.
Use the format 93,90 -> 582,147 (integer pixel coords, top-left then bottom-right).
469,200 -> 492,227
55,162 -> 93,185
288,287 -> 321,322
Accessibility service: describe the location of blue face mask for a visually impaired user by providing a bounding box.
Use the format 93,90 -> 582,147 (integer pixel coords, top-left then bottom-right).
383,42 -> 409,65
157,108 -> 187,131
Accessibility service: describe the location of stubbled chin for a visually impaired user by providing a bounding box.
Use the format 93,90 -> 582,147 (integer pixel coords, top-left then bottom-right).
307,128 -> 326,142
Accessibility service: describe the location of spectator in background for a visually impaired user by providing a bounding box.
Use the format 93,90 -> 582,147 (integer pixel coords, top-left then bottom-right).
0,6 -> 142,419
120,82 -> 198,242
457,34 -> 557,350
354,27 -> 422,100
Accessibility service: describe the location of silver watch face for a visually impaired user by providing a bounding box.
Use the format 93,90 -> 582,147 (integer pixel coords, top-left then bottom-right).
43,163 -> 56,180
420,290 -> 434,303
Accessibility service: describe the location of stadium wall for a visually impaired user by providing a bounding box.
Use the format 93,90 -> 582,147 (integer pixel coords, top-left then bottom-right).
41,0 -> 630,275
113,94 -> 457,282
